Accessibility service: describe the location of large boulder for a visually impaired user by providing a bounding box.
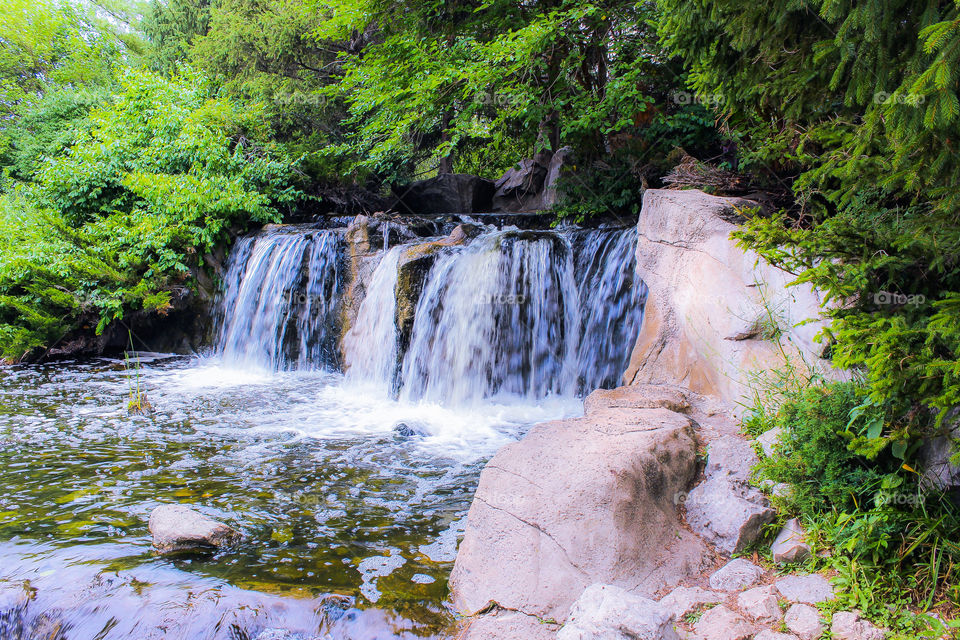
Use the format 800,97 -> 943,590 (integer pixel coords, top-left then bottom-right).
392,173 -> 494,214
624,189 -> 838,406
490,148 -> 573,212
556,584 -> 680,640
449,386 -> 709,623
148,504 -> 242,553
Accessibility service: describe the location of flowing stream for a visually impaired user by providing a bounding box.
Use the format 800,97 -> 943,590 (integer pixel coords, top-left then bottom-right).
0,217 -> 644,640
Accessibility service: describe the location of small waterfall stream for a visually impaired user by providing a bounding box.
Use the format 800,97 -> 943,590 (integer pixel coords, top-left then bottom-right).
215,218 -> 645,403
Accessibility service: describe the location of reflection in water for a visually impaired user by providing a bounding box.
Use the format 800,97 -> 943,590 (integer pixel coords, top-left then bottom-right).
0,357 -> 580,639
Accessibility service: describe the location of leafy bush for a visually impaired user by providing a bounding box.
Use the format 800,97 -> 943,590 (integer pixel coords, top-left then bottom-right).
753,381 -> 960,611
0,69 -> 302,360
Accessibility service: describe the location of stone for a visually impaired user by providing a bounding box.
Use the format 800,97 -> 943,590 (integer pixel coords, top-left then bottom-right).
784,603 -> 824,640
736,585 -> 782,623
556,584 -> 680,640
659,586 -> 724,619
540,146 -> 573,209
757,427 -> 783,458
831,611 -> 887,640
392,173 -> 495,214
624,189 -> 840,405
692,605 -> 755,640
704,436 -> 760,482
771,519 -> 812,563
754,632 -> 800,640
461,610 -> 558,640
148,504 -> 242,553
775,574 -> 834,605
685,475 -> 776,554
583,384 -> 693,415
708,559 -> 764,592
492,157 -> 549,212
450,396 -> 708,623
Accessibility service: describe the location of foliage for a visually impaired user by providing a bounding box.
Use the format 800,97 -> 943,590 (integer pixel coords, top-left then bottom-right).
659,0 -> 960,428
753,381 -> 960,612
0,69 -> 301,359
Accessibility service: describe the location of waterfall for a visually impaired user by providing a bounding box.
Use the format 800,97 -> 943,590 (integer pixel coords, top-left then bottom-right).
214,220 -> 645,402
573,227 -> 646,391
216,228 -> 344,370
399,231 -> 580,404
343,246 -> 403,388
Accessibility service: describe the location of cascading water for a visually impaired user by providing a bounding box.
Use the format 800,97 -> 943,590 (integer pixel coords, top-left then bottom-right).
216,220 -> 645,402
399,231 -> 581,404
343,245 -> 403,388
216,227 -> 344,370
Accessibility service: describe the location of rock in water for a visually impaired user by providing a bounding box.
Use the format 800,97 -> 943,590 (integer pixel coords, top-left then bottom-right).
148,504 -> 242,553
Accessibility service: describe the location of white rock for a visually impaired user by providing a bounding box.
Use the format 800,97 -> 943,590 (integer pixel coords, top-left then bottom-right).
708,559 -> 764,591
736,585 -> 782,623
831,610 -> 887,640
775,574 -> 834,604
754,631 -> 800,640
659,586 -> 724,619
771,518 -> 812,563
692,605 -> 755,640
785,603 -> 824,640
705,437 -> 760,482
685,476 -> 776,554
557,584 -> 680,640
757,427 -> 783,458
148,504 -> 242,553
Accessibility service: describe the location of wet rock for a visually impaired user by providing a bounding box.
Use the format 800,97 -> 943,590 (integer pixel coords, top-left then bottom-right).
784,603 -> 824,640
393,174 -> 495,214
557,584 -> 680,640
774,574 -> 834,605
394,224 -> 479,351
659,586 -> 724,619
450,396 -> 707,623
771,518 -> 811,563
708,559 -> 764,592
693,604 -> 755,640
393,422 -> 427,437
148,504 -> 242,553
736,585 -> 782,623
757,427 -> 783,458
831,611 -> 887,640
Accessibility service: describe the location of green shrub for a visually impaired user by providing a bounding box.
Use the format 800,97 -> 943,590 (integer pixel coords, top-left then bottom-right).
754,380 -> 960,612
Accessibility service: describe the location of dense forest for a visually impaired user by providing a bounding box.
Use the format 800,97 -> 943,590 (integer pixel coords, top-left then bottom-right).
2,0 -> 960,631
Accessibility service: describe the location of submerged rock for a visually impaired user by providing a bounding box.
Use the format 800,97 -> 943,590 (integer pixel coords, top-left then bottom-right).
148,504 -> 242,553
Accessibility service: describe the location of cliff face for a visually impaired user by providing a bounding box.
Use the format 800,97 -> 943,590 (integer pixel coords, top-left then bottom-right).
624,188 -> 838,406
